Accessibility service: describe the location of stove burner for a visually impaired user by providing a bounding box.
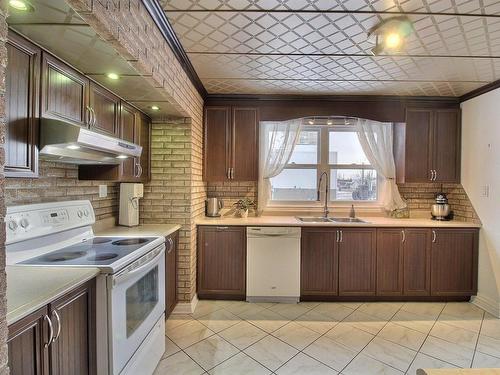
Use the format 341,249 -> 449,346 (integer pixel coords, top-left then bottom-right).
89,238 -> 112,244
42,251 -> 87,262
88,253 -> 118,261
112,238 -> 148,246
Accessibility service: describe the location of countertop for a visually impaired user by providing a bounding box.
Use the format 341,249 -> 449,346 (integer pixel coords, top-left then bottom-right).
7,266 -> 99,325
94,223 -> 182,237
196,215 -> 481,228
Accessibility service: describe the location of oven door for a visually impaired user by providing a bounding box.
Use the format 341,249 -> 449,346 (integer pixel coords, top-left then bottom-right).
109,244 -> 165,374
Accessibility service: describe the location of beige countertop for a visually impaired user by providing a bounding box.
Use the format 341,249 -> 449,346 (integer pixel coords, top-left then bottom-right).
196,215 -> 481,228
7,266 -> 99,325
94,223 -> 182,237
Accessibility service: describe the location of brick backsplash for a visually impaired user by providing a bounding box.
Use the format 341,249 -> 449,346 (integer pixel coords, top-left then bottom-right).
207,181 -> 258,214
5,161 -> 119,221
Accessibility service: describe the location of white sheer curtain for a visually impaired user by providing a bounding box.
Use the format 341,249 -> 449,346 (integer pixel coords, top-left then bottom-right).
355,119 -> 407,212
257,118 -> 303,213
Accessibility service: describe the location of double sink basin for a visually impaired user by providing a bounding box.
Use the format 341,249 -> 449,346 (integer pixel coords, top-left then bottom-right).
297,217 -> 368,224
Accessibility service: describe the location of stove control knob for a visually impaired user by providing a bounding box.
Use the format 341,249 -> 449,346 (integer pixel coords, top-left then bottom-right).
20,218 -> 29,229
77,210 -> 83,218
83,209 -> 89,217
8,221 -> 18,231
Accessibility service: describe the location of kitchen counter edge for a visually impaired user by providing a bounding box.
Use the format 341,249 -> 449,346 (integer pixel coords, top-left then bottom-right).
94,224 -> 182,238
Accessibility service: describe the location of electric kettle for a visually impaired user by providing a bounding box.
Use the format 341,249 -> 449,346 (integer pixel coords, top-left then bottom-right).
206,198 -> 223,217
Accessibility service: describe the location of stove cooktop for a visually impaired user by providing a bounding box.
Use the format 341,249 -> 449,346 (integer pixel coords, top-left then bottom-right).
20,236 -> 159,267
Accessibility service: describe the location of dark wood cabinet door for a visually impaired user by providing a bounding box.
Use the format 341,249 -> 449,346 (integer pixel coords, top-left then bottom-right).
403,228 -> 431,296
431,229 -> 478,296
41,52 -> 89,127
204,107 -> 231,181
49,279 -> 95,375
166,231 -> 178,318
376,229 -> 404,296
403,109 -> 433,182
8,306 -> 49,375
338,229 -> 376,296
301,228 -> 338,296
137,113 -> 151,182
197,226 -> 246,298
89,82 -> 120,137
231,107 -> 258,181
5,31 -> 40,178
432,109 -> 460,183
119,102 -> 139,181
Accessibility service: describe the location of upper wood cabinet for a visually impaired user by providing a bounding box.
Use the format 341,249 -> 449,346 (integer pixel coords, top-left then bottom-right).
119,101 -> 139,180
88,81 -> 120,137
204,106 -> 258,182
5,31 -> 41,178
394,107 -> 461,183
41,52 -> 90,127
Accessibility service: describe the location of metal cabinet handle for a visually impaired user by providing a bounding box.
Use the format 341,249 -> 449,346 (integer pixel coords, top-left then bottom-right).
227,168 -> 231,179
216,226 -> 228,230
339,230 -> 343,243
401,230 -> 406,243
230,168 -> 234,180
432,230 -> 437,243
90,107 -> 97,126
53,310 -> 62,342
430,170 -> 434,181
86,106 -> 93,126
134,162 -> 142,178
167,237 -> 174,254
336,230 -> 339,243
44,315 -> 54,348
434,170 -> 438,181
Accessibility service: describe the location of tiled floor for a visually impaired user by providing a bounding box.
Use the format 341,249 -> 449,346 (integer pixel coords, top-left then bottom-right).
155,301 -> 500,375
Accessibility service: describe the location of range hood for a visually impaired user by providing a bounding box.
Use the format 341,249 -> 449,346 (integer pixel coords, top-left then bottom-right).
39,119 -> 142,165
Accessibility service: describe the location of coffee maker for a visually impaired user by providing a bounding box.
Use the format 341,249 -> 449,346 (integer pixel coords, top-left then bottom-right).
119,183 -> 144,226
431,192 -> 452,221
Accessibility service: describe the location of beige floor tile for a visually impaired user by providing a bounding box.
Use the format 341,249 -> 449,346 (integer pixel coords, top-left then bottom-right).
343,354 -> 403,375
339,302 -> 363,309
243,308 -> 291,333
218,321 -> 267,350
273,321 -> 321,350
357,302 -> 403,320
167,320 -> 215,349
311,303 -> 355,321
420,336 -> 474,368
324,322 -> 374,352
378,322 -> 426,351
154,351 -> 204,375
303,336 -> 358,371
295,309 -> 339,334
192,300 -> 225,318
476,335 -> 500,358
184,335 -> 239,371
269,303 -> 314,320
406,353 -> 458,375
164,336 -> 181,358
400,302 -> 445,319
244,335 -> 298,371
430,321 -> 479,349
437,313 -> 483,333
255,302 -> 278,308
481,313 -> 500,340
225,302 -> 266,316
362,337 -> 417,372
276,352 -> 338,375
208,352 -> 271,375
197,309 -> 242,333
441,303 -> 485,320
166,314 -> 194,330
343,310 -> 388,335
472,351 -> 500,368
391,310 -> 436,334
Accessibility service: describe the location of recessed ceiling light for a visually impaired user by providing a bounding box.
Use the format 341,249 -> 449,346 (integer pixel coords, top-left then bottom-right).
385,33 -> 402,49
107,73 -> 120,80
116,155 -> 128,159
150,105 -> 160,111
308,118 -> 315,125
9,0 -> 34,11
368,16 -> 413,55
327,118 -> 333,125
66,145 -> 80,150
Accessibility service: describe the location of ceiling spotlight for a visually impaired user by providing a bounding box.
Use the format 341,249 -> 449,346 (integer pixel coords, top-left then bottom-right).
326,118 -> 333,126
308,118 -> 315,125
368,16 -> 414,56
106,72 -> 120,80
116,155 -> 128,159
150,105 -> 160,111
9,0 -> 34,11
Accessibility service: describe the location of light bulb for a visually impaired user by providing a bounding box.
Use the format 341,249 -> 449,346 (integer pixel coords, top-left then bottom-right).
107,73 -> 120,80
385,33 -> 402,49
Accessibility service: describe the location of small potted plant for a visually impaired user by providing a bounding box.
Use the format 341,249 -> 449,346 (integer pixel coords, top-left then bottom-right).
233,198 -> 255,218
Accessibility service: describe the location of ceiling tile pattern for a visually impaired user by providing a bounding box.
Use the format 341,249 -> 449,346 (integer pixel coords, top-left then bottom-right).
160,0 -> 500,96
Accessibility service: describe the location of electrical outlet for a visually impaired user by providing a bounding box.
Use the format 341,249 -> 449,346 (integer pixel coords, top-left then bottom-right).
481,185 -> 490,198
99,185 -> 107,198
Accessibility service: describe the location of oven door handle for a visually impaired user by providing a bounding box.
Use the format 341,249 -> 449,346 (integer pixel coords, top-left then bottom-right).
112,246 -> 165,287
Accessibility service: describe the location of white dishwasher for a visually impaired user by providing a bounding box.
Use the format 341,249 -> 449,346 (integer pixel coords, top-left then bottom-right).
246,227 -> 301,303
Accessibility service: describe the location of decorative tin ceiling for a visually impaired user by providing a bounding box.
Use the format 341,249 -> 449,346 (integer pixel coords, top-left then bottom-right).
161,0 -> 500,96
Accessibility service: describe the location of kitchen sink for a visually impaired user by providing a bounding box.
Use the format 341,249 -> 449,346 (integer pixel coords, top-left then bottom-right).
296,217 -> 368,224
330,217 -> 368,223
296,217 -> 333,223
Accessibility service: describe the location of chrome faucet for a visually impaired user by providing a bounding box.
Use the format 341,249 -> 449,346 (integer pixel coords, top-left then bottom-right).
317,171 -> 329,219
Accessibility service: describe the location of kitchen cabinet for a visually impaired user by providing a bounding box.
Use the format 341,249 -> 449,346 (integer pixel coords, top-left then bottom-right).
41,52 -> 90,127
119,101 -> 140,180
376,229 -> 404,296
395,108 -> 461,183
301,228 -> 338,297
404,228 -> 432,295
204,106 -> 258,182
166,231 -> 178,318
431,228 -> 478,296
338,228 -> 377,296
8,279 -> 96,375
5,31 -> 41,178
197,226 -> 246,299
88,81 -> 120,137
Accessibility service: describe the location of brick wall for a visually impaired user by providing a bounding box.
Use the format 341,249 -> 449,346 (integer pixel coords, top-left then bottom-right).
5,161 -> 119,221
0,3 -> 8,374
207,181 -> 258,214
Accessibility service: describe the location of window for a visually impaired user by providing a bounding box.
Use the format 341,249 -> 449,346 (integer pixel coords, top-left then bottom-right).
269,125 -> 378,204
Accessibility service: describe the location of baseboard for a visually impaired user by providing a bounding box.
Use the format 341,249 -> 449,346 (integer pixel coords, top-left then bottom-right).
472,294 -> 500,318
171,294 -> 198,314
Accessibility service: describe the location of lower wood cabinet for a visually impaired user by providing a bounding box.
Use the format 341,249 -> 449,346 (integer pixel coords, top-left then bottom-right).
197,226 -> 246,299
166,231 -> 178,318
404,228 -> 432,295
8,279 -> 96,375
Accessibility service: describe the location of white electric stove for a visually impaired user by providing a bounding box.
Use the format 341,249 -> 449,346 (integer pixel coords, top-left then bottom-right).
6,200 -> 166,375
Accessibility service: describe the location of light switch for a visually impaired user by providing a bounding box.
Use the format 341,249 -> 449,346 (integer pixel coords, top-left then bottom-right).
99,185 -> 107,198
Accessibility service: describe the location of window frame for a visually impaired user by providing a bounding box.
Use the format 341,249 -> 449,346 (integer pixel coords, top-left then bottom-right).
267,125 -> 381,208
